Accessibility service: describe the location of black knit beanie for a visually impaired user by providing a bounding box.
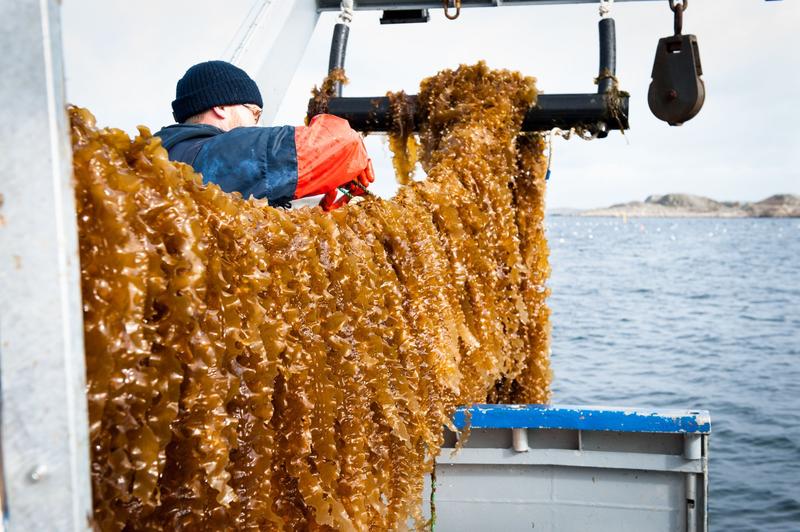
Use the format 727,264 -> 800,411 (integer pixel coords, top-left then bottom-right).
171,61 -> 263,123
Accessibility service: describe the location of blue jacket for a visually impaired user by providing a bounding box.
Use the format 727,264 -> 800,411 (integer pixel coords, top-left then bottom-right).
154,124 -> 298,206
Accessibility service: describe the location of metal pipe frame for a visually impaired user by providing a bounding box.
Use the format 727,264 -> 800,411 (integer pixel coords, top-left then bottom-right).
320,0 -> 627,135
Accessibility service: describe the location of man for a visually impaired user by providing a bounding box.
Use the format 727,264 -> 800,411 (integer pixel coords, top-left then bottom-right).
154,60 -> 374,210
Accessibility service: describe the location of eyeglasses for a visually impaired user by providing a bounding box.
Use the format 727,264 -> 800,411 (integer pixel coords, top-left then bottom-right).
242,103 -> 262,123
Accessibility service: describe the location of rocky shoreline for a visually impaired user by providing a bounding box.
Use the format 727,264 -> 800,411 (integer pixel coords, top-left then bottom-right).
572,194 -> 800,218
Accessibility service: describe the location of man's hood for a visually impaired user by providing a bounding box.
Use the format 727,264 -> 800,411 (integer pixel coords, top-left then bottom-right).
153,123 -> 224,150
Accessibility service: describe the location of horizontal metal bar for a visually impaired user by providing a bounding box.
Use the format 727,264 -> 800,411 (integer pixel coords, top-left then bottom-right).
325,93 -> 628,133
318,0 -> 660,11
452,405 -> 712,434
436,447 -> 707,473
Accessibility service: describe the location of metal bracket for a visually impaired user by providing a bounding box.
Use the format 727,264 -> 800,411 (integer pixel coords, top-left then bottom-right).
380,8 -> 430,23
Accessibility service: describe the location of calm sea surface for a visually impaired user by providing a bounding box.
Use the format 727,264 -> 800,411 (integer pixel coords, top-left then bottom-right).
546,217 -> 800,531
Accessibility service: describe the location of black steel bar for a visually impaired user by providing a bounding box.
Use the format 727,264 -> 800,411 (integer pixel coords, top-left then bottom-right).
324,93 -> 629,133
598,17 -> 616,94
327,23 -> 350,97
317,0 -> 660,10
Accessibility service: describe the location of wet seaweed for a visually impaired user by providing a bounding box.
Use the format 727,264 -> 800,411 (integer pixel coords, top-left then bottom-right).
74,62 -> 551,530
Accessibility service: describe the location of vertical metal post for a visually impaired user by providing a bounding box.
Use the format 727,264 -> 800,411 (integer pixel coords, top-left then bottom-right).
328,23 -> 351,97
0,0 -> 92,530
683,433 -> 701,460
683,434 -> 701,532
685,473 -> 697,532
597,17 -> 617,95
511,428 -> 529,452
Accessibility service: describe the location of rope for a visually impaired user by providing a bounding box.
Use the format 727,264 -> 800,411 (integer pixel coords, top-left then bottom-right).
338,0 -> 354,24
594,69 -> 619,87
546,132 -> 554,181
599,0 -> 614,18
429,461 -> 437,531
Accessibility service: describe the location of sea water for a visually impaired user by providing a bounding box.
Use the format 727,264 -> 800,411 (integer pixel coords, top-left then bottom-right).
547,216 -> 800,531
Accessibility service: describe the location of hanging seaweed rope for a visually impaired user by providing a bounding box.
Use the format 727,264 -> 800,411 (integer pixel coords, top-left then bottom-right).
73,62 -> 551,530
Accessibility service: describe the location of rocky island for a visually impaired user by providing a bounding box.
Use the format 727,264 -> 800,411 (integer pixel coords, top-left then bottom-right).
577,193 -> 800,218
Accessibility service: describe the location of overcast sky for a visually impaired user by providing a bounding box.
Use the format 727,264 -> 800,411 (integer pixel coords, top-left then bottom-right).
62,0 -> 799,209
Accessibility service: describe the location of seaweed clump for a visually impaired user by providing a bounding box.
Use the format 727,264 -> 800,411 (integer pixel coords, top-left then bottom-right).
74,61 -> 551,530
306,67 -> 348,122
386,90 -> 418,185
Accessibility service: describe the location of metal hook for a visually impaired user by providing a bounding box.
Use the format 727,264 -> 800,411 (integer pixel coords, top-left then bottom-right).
443,0 -> 461,20
668,0 -> 687,35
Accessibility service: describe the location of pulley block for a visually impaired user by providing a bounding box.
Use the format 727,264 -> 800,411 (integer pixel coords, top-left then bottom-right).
648,0 -> 705,126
